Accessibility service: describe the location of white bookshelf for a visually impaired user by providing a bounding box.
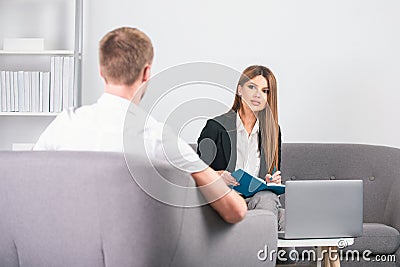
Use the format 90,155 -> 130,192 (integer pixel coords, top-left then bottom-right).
0,0 -> 82,150
0,112 -> 59,117
0,50 -> 74,55
0,0 -> 82,115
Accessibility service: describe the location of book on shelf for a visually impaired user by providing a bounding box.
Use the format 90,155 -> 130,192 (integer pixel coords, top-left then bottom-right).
50,56 -> 61,112
65,57 -> 75,108
57,57 -> 64,112
5,71 -> 11,111
68,56 -> 75,107
24,72 -> 31,112
52,56 -> 62,112
31,72 -> 36,112
1,71 -> 6,111
230,169 -> 285,198
0,55 -> 74,113
11,73 -> 15,111
42,72 -> 50,112
39,72 -> 43,112
50,56 -> 55,112
10,72 -> 16,111
14,72 -> 20,112
35,71 -> 41,112
32,72 -> 41,112
17,71 -> 25,112
0,72 -> 2,111
0,73 -> 2,112
62,56 -> 70,110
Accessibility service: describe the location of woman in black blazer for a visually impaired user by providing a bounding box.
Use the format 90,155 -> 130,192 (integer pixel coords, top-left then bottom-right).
197,65 -> 284,230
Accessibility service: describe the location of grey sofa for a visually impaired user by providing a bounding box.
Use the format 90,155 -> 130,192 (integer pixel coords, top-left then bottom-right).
0,151 -> 277,267
1,143 -> 399,267
281,143 -> 400,267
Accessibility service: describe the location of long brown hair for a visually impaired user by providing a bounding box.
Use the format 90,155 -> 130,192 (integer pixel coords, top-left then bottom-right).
232,65 -> 279,173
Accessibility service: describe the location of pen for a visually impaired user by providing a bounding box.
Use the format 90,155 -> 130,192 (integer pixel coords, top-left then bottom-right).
269,167 -> 277,181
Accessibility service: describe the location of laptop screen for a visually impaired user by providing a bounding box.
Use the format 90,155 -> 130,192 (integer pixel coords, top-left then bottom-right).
283,180 -> 363,239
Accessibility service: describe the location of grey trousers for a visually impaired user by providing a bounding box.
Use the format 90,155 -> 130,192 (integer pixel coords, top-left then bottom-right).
247,191 -> 296,263
246,190 -> 285,231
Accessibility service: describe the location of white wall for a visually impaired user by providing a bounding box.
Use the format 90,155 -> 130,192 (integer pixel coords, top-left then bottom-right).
81,0 -> 400,148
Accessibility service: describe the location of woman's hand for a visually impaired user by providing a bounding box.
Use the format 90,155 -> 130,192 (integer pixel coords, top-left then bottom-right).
216,170 -> 240,186
265,171 -> 282,185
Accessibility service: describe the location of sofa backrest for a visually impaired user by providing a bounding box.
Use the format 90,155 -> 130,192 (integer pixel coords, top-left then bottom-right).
281,143 -> 400,224
0,151 -> 277,267
0,151 -> 189,267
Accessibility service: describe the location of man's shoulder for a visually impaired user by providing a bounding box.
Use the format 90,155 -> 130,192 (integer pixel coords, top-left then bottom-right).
57,104 -> 97,121
123,105 -> 165,140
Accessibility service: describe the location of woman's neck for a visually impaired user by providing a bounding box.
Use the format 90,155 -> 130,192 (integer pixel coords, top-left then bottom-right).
238,106 -> 257,136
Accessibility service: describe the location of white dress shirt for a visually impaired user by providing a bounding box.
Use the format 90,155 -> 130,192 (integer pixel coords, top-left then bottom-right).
234,114 -> 261,177
33,93 -> 207,173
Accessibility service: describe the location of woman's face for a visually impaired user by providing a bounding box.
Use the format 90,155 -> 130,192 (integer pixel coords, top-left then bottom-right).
238,75 -> 269,112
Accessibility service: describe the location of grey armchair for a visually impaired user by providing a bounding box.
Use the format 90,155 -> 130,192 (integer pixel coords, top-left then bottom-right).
281,143 -> 400,267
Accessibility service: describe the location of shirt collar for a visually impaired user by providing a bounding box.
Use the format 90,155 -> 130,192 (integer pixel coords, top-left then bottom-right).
236,113 -> 259,135
97,93 -> 133,110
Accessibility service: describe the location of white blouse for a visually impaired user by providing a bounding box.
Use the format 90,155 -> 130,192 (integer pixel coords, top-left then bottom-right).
234,114 -> 261,177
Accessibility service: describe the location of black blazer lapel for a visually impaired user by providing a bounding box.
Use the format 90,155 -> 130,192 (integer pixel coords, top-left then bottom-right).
221,111 -> 237,173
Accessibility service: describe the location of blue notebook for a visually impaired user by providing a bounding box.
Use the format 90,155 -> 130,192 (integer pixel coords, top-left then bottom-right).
230,169 -> 285,198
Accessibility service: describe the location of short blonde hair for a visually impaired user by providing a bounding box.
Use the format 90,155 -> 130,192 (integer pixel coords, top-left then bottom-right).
99,27 -> 153,85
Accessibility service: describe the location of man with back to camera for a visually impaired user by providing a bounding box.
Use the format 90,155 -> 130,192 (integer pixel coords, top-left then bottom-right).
33,27 -> 247,224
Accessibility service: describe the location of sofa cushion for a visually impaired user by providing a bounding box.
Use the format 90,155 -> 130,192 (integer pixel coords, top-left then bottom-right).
345,223 -> 400,254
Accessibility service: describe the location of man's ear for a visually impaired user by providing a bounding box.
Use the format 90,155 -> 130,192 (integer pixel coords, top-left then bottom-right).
100,68 -> 108,83
142,64 -> 151,83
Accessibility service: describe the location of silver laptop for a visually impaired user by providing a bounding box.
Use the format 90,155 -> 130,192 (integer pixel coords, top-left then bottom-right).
279,180 -> 363,239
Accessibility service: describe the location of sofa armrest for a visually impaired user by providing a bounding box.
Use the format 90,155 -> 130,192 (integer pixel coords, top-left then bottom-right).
384,177 -> 400,233
171,208 -> 278,267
